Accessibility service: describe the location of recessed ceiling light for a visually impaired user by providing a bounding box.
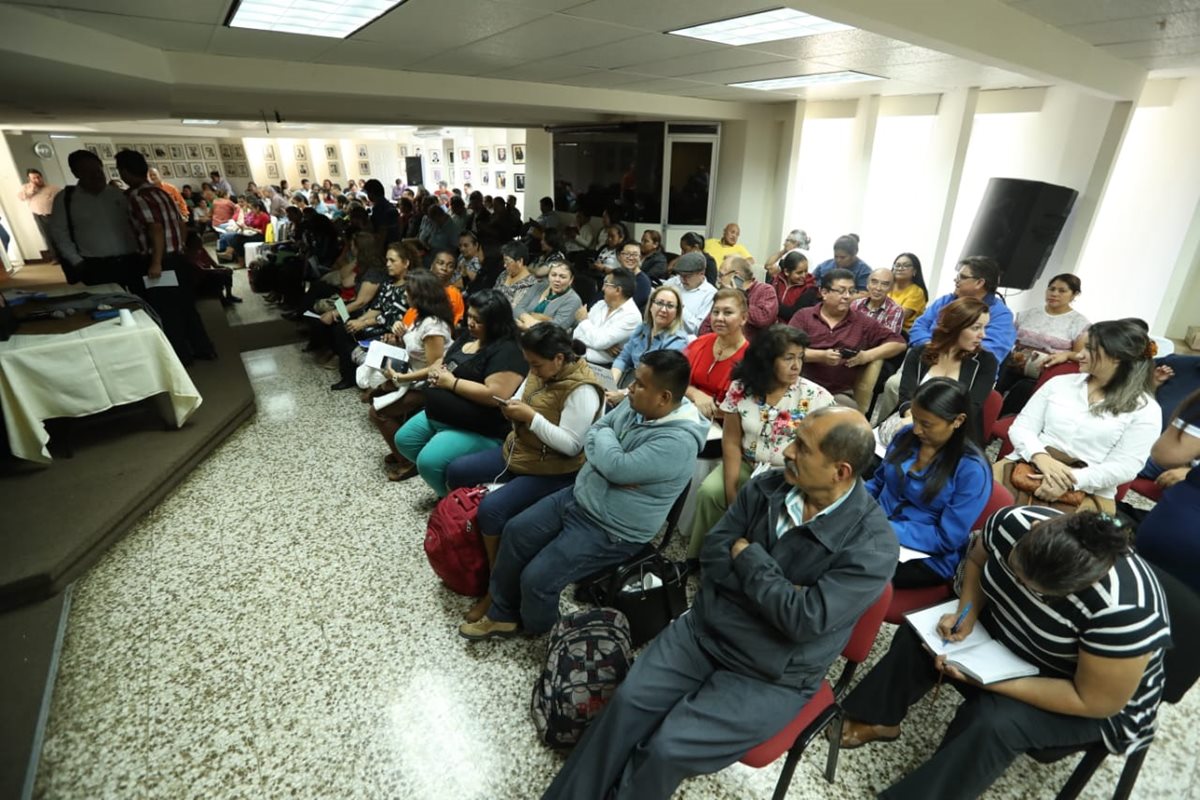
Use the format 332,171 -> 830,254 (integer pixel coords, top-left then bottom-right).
226,0 -> 407,40
668,8 -> 852,47
182,118 -> 221,125
730,71 -> 881,91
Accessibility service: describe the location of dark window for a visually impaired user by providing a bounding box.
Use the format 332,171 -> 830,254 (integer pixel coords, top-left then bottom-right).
552,123 -> 664,224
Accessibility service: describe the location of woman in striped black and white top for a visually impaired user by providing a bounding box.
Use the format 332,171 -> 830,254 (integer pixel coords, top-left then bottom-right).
836,506 -> 1171,799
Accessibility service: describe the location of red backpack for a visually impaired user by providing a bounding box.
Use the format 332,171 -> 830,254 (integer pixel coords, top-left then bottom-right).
423,486 -> 489,596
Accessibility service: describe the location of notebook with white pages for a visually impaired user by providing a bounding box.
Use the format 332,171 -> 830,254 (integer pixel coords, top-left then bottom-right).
905,600 -> 1039,684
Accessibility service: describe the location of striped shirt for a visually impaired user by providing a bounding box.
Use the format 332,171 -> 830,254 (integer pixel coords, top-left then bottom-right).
980,506 -> 1171,754
128,183 -> 185,255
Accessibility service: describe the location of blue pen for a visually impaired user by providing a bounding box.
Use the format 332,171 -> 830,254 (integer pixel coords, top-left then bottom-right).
943,602 -> 973,646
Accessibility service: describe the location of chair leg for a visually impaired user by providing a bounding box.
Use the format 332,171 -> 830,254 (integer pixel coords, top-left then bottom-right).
824,714 -> 843,783
770,744 -> 805,800
1055,747 -> 1108,800
1112,747 -> 1147,800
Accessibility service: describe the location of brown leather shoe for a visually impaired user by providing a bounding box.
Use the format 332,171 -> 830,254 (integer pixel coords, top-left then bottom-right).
386,461 -> 418,482
834,719 -> 901,750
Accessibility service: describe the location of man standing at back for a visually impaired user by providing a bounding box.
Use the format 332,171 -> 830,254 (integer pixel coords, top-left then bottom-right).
48,150 -> 141,289
460,350 -> 708,640
117,149 -> 215,365
16,167 -> 61,262
542,407 -> 897,800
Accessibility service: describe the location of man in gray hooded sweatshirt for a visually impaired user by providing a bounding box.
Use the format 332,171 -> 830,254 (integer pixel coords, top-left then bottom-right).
460,349 -> 709,640
542,406 -> 898,799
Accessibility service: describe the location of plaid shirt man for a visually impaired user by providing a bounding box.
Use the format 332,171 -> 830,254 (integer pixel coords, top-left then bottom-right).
851,295 -> 905,335
127,183 -> 185,255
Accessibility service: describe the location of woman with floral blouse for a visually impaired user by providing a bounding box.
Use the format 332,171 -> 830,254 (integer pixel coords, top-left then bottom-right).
686,324 -> 835,559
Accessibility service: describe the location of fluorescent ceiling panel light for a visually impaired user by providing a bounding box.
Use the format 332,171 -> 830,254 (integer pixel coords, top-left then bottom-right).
730,71 -> 880,90
668,8 -> 852,47
226,0 -> 406,40
182,118 -> 220,125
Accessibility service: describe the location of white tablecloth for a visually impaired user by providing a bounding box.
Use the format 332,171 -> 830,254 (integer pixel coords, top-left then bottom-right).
0,299 -> 202,463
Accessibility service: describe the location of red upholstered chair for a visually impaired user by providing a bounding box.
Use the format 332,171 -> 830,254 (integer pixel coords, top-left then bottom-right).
981,389 -> 1003,443
882,480 -> 1014,625
994,361 -> 1081,456
1116,477 -> 1164,504
740,583 -> 894,799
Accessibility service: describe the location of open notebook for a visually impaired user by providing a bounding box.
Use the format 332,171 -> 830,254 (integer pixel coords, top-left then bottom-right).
905,600 -> 1039,684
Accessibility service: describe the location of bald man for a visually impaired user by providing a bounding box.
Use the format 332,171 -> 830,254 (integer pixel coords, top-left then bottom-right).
148,167 -> 189,222
543,407 -> 898,800
851,267 -> 905,335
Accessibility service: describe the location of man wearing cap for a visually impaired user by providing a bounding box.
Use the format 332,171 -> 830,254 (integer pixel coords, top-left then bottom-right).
665,251 -> 717,336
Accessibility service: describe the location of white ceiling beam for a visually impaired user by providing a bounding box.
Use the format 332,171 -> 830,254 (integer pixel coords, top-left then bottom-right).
787,0 -> 1147,100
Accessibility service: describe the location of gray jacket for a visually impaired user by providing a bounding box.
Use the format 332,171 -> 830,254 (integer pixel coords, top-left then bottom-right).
693,472 -> 898,689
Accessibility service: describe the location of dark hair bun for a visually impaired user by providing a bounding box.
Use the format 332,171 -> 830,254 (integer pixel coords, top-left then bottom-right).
571,339 -> 587,357
1068,512 -> 1131,559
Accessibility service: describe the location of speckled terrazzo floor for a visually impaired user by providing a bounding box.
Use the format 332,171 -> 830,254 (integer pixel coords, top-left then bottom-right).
32,343 -> 1200,800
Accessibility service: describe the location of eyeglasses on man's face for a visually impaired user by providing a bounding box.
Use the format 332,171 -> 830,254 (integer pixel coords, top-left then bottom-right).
823,286 -> 853,296
954,272 -> 981,283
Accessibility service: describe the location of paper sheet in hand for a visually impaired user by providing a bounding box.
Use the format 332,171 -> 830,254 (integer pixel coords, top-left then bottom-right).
142,271 -> 180,289
302,310 -> 321,319
899,546 -> 932,563
589,364 -> 617,391
905,600 -> 1038,684
334,297 -> 350,322
707,421 -> 723,441
364,340 -> 409,370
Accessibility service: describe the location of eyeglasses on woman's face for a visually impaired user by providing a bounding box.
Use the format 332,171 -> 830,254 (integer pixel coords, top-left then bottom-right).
651,300 -> 677,310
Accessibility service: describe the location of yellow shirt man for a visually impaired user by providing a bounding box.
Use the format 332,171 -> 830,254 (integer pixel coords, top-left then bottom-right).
704,222 -> 754,266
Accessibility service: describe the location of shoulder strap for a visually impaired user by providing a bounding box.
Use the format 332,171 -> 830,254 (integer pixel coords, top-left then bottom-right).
63,186 -> 78,250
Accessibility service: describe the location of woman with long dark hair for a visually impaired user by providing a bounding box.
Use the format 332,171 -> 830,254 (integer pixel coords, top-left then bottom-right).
883,297 -> 998,443
888,252 -> 928,332
772,249 -> 820,323
393,290 -> 528,494
687,324 -> 835,558
329,241 -> 416,390
1000,319 -> 1160,512
867,377 -> 990,587
444,323 -> 604,622
837,508 -> 1170,800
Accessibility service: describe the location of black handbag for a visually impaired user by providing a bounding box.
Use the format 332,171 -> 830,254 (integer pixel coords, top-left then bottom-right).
587,552 -> 688,648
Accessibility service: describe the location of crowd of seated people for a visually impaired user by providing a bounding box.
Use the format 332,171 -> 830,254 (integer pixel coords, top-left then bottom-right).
223,171 -> 1190,799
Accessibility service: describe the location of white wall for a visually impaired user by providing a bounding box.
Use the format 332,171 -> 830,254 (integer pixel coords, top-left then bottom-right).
860,113 -> 940,272
791,115 -> 857,266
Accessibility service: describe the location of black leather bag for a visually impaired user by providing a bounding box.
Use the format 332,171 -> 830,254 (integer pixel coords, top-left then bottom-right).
589,553 -> 688,648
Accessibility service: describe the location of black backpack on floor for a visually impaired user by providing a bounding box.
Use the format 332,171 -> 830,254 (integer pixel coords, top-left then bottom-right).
531,607 -> 633,749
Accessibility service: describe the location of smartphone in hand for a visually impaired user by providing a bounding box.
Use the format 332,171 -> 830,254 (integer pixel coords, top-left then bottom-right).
838,348 -> 859,360
492,395 -> 511,405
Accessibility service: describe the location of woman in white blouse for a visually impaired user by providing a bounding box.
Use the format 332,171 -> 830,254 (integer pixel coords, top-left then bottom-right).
1000,319 -> 1160,512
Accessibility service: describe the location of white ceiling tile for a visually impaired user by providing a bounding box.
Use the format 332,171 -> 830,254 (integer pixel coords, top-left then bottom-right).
350,0 -> 545,45
1063,10 -> 1200,45
465,14 -> 642,59
1005,0 -> 1200,28
206,26 -> 339,60
687,60 -> 837,85
1101,34 -> 1200,57
312,40 -> 442,68
746,29 -> 909,59
418,52 -> 530,77
487,61 -> 600,82
612,77 -> 713,94
34,0 -> 228,25
544,70 -> 651,87
621,47 -> 786,78
489,0 -> 592,11
38,10 -> 216,51
823,46 -> 959,70
564,33 -> 724,69
563,0 -> 779,30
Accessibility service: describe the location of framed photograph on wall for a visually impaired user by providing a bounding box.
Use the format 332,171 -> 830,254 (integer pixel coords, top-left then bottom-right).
496,146 -> 507,163
295,145 -> 307,161
430,150 -> 441,164
169,144 -> 184,159
137,144 -> 152,157
324,144 -> 337,159
233,144 -> 245,158
328,161 -> 341,177
82,142 -> 100,157
153,144 -> 168,159
398,144 -> 408,158
479,148 -> 489,164
432,168 -> 442,182
357,145 -> 368,159
186,143 -> 201,159
189,162 -> 205,178
266,163 -> 280,180
99,143 -> 115,160
202,144 -> 218,160
358,161 -> 370,176
114,143 -> 133,153
205,162 -> 220,177
297,162 -> 310,177
514,173 -> 525,192
495,170 -> 507,189
462,168 -> 472,183
482,172 -> 489,185
158,162 -> 174,178
220,144 -> 233,159
174,161 -> 189,177
459,149 -> 471,164
513,144 -> 525,164
107,166 -> 120,180
263,144 -> 276,161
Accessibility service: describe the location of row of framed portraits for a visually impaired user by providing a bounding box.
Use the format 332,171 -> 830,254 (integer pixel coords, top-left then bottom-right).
290,161 -> 372,178
146,161 -> 251,180
284,144 -> 372,163
87,142 -> 245,162
415,145 -> 526,166
423,165 -> 525,191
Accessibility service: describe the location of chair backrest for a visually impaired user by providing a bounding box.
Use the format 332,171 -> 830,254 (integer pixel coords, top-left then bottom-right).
1147,564 -> 1200,704
973,480 -> 1013,530
981,389 -> 1003,442
1033,360 -> 1080,393
843,583 -> 894,664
